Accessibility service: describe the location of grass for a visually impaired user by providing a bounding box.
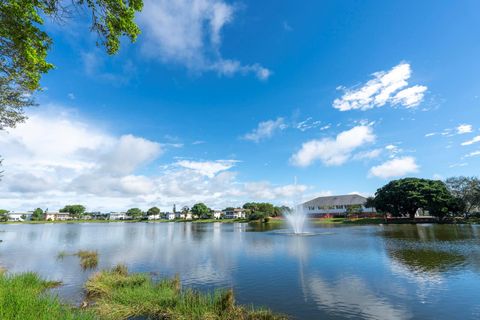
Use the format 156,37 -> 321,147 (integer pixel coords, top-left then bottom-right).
0,271 -> 94,320
57,250 -> 68,260
75,250 -> 99,270
85,264 -> 287,320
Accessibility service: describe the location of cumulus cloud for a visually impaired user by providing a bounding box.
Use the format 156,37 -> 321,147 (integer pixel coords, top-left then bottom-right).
333,63 -> 427,111
368,156 -> 419,179
175,160 -> 238,178
456,124 -> 473,134
243,182 -> 307,200
291,126 -> 376,167
138,0 -> 271,80
0,108 -> 308,211
243,118 -> 287,142
461,135 -> 480,146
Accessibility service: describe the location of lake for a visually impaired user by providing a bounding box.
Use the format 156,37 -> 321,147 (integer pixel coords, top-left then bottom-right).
0,222 -> 479,319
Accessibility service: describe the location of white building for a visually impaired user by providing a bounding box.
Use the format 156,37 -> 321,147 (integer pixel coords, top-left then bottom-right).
8,212 -> 32,221
223,208 -> 246,219
213,211 -> 223,219
147,214 -> 161,220
164,212 -> 176,220
302,194 -> 375,217
45,212 -> 71,221
108,212 -> 128,220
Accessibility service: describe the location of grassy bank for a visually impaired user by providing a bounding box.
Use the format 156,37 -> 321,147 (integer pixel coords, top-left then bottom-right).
0,267 -> 285,320
85,265 -> 285,320
0,271 -> 94,320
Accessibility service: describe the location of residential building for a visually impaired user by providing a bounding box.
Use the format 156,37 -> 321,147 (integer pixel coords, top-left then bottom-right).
302,194 -> 375,217
213,211 -> 223,219
175,212 -> 185,219
108,212 -> 128,220
223,208 -> 246,219
164,212 -> 175,220
8,212 -> 32,221
45,212 -> 71,221
147,214 -> 161,220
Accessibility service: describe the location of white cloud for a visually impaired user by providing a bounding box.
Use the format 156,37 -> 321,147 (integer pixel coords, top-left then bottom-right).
0,107 -> 310,211
291,125 -> 376,167
465,150 -> 480,158
353,148 -> 382,160
243,182 -> 307,200
333,63 -> 427,111
175,160 -> 237,178
368,156 -> 419,179
138,0 -> 271,80
391,85 -> 427,108
243,118 -> 287,142
457,124 -> 473,134
296,117 -> 321,132
461,135 -> 480,146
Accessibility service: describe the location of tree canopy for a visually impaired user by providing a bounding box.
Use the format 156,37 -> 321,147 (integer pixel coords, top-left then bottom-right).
242,202 -> 285,217
0,0 -> 143,130
59,204 -> 86,218
146,207 -> 160,216
445,176 -> 480,214
373,178 -> 461,220
126,207 -> 143,219
191,203 -> 210,217
31,207 -> 44,220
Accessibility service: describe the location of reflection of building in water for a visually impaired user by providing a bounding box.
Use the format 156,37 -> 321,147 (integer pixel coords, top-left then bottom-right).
302,194 -> 375,217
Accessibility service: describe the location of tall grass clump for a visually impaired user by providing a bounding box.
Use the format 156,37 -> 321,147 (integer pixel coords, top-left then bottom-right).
75,250 -> 98,270
0,272 -> 94,320
85,265 -> 287,320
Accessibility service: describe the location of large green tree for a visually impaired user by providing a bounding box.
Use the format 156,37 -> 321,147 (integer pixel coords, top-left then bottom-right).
191,203 -> 210,218
373,178 -> 460,220
31,207 -> 44,221
146,207 -> 160,216
0,209 -> 8,222
126,207 -> 143,219
59,204 -> 86,218
243,202 -> 276,216
0,0 -> 143,130
445,176 -> 480,214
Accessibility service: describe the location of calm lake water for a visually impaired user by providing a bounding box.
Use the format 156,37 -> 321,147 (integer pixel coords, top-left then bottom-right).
1,222 -> 479,319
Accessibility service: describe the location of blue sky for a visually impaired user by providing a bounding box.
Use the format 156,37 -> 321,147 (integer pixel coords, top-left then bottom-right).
1,0 -> 480,211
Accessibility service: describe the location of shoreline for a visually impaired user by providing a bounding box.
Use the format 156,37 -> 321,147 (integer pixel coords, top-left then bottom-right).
2,217 -> 478,225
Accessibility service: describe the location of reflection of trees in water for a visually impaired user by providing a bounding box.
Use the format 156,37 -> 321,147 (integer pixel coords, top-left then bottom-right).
247,222 -> 285,232
380,224 -> 479,241
389,248 -> 465,273
381,225 -> 480,303
380,224 -> 480,274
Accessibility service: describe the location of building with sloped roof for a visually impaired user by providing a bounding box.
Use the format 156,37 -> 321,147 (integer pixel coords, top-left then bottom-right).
302,194 -> 375,217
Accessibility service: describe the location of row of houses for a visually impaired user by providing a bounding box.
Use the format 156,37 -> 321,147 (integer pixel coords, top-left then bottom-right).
5,208 -> 248,222
6,195 -> 376,222
109,208 -> 247,221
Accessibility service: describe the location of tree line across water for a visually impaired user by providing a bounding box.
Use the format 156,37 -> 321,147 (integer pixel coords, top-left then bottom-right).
1,176 -> 479,223
0,202 -> 287,222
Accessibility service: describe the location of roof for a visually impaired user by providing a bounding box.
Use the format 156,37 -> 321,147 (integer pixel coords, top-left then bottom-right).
302,194 -> 367,207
